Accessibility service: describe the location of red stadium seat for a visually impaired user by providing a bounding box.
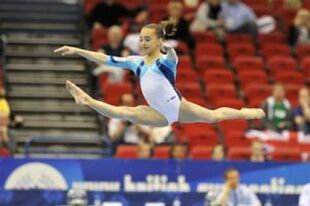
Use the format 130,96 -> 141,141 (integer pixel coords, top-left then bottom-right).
116,145 -> 137,159
213,98 -> 245,109
258,32 -> 285,47
267,56 -> 297,74
286,84 -> 302,107
228,146 -> 251,160
301,57 -> 310,80
270,147 -> 301,161
178,55 -> 193,69
233,56 -> 264,72
192,31 -> 218,43
102,83 -> 133,104
196,56 -> 226,73
196,43 -> 223,57
91,27 -> 108,50
261,44 -> 291,59
223,131 -> 251,147
203,69 -> 235,84
238,70 -> 268,88
187,97 -> 208,107
227,43 -> 256,60
0,148 -> 10,157
297,45 -> 310,60
154,145 -> 171,159
206,84 -> 237,100
226,34 -> 253,45
252,5 -> 272,17
191,145 -> 213,160
177,70 -> 199,84
177,82 -> 203,98
243,84 -> 272,106
274,71 -> 305,86
218,119 -> 249,133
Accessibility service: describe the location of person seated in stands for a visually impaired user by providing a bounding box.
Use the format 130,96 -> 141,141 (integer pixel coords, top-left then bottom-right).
261,83 -> 294,132
137,141 -> 153,159
0,87 -> 10,149
249,140 -> 267,162
124,7 -> 150,54
287,8 -> 310,47
211,143 -> 227,161
108,94 -> 151,154
294,87 -> 310,134
190,0 -> 222,33
163,0 -> 196,56
283,0 -> 302,10
93,25 -> 130,82
170,142 -> 189,160
218,0 -> 258,39
87,0 -> 144,29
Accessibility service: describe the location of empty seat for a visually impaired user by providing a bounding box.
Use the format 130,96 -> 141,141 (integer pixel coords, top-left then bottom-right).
115,145 -> 137,159
178,55 -> 193,69
213,98 -> 245,109
267,56 -> 297,74
238,70 -> 268,88
204,69 -> 235,84
233,56 -> 264,72
243,84 -> 272,106
274,71 -> 304,86
227,43 -> 256,60
300,57 -> 310,79
177,70 -> 199,84
258,32 -> 285,47
177,82 -> 203,98
102,83 -> 133,104
154,145 -> 171,159
196,43 -> 223,57
226,34 -> 253,45
270,147 -> 301,161
191,145 -> 213,160
192,31 -> 218,43
206,84 -> 237,100
297,45 -> 310,60
196,56 -> 226,73
261,44 -> 291,59
228,146 -> 251,160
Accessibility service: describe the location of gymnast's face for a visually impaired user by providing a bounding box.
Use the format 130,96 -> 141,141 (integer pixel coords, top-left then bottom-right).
139,27 -> 162,56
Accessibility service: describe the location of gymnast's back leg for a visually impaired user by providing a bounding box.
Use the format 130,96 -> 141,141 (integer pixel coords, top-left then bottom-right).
178,98 -> 265,123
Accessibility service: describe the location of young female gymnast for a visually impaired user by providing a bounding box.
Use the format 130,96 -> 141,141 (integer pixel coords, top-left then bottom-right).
54,21 -> 265,127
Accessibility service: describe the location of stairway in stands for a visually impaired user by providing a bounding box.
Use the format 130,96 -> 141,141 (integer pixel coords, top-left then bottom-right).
0,0 -> 103,156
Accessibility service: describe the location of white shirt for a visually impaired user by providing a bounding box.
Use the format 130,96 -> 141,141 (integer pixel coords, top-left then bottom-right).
299,183 -> 310,206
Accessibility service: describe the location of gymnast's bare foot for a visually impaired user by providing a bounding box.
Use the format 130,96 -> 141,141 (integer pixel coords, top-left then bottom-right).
66,80 -> 91,105
241,108 -> 265,119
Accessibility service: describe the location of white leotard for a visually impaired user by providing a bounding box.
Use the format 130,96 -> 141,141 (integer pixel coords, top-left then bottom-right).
105,55 -> 181,125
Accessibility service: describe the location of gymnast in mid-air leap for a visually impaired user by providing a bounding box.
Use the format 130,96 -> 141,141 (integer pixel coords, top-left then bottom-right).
54,20 -> 265,127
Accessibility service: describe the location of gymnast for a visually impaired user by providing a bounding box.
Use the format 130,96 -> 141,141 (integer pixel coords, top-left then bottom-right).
54,20 -> 265,127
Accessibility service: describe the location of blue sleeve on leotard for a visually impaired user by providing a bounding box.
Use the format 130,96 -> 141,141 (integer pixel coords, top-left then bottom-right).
105,56 -> 140,73
159,55 -> 178,72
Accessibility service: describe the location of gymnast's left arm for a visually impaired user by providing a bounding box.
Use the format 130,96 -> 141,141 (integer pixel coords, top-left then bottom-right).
161,44 -> 178,64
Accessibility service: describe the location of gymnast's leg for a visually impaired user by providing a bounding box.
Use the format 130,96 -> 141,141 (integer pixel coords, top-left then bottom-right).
66,80 -> 168,127
179,98 -> 265,123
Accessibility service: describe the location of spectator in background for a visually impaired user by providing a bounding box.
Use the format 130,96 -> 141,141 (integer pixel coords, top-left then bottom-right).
299,183 -> 310,206
170,143 -> 188,160
211,168 -> 261,206
211,144 -> 227,161
108,93 -> 151,154
137,141 -> 153,159
87,0 -> 142,29
294,87 -> 310,134
93,25 -> 130,81
219,0 -> 258,39
287,8 -> 310,46
250,140 -> 267,162
163,0 -> 196,55
261,83 -> 293,132
284,0 -> 302,10
0,87 -> 10,147
190,0 -> 222,32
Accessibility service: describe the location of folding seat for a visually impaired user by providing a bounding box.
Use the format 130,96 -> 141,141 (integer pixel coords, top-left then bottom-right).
178,55 -> 193,69
177,70 -> 198,84
258,32 -> 285,47
300,57 -> 310,79
182,124 -> 218,148
176,42 -> 189,55
297,45 -> 310,60
115,145 -> 137,159
270,147 -> 301,161
196,43 -> 223,57
154,145 -> 171,159
177,82 -> 203,98
213,98 -> 245,109
226,34 -> 253,45
252,5 -> 272,17
243,84 -> 272,106
102,82 -> 133,104
228,146 -> 251,160
191,145 -> 213,160
0,148 -> 10,157
274,71 -> 305,86
192,31 -> 218,43
203,69 -> 234,84
261,44 -> 291,59
196,56 -> 226,74
286,84 -> 302,107
149,6 -> 167,23
91,27 -> 108,50
223,131 -> 251,147
233,56 -> 264,72
267,56 -> 297,74
242,0 -> 268,7
238,70 -> 268,88
218,119 -> 249,134
227,43 -> 256,60
206,84 -> 237,100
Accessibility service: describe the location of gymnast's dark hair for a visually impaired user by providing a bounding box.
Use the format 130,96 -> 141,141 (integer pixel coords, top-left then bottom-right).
143,19 -> 177,39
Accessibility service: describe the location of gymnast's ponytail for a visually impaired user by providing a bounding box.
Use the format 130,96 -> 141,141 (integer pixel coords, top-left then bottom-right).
143,18 -> 177,39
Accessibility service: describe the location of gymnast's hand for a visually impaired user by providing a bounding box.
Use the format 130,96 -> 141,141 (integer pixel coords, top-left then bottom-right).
54,46 -> 79,56
160,44 -> 173,53
66,80 -> 92,105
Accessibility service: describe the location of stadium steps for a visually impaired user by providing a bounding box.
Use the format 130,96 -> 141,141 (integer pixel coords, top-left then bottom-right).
2,0 -> 103,156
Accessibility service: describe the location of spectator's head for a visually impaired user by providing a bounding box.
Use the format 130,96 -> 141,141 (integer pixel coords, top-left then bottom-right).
250,140 -> 265,162
106,0 -> 117,6
224,168 -> 240,189
139,20 -> 176,55
107,25 -> 123,47
294,9 -> 310,27
137,142 -> 153,159
170,143 -> 188,160
299,87 -> 310,105
272,83 -> 286,101
212,144 -> 227,161
135,7 -> 149,24
209,0 -> 221,6
167,0 -> 184,19
0,87 -> 5,98
227,0 -> 239,5
119,93 -> 135,107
